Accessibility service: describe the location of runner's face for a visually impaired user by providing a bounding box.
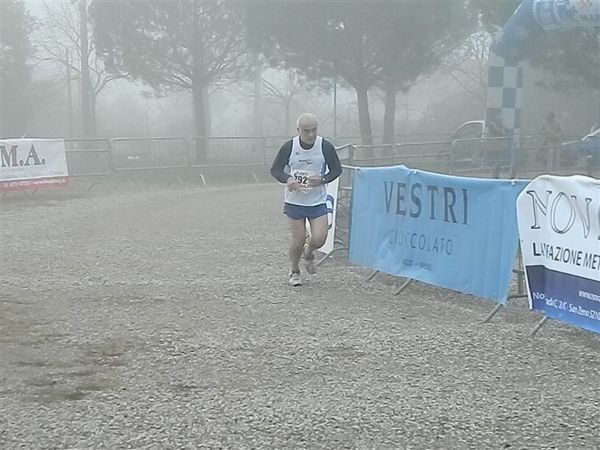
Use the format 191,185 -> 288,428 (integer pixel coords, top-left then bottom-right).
298,121 -> 318,145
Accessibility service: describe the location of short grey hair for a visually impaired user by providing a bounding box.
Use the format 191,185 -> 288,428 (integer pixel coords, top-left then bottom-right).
296,113 -> 319,129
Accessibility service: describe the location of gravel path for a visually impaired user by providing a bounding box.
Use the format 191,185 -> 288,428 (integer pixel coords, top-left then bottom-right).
1,183 -> 599,449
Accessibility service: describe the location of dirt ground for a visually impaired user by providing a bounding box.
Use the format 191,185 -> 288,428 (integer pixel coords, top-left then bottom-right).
1,182 -> 599,449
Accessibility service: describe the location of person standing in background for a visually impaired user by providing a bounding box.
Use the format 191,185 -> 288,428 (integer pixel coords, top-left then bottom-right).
484,114 -> 509,173
539,112 -> 562,168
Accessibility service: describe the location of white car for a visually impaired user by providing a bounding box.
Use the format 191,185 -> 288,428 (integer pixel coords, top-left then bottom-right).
449,120 -> 485,141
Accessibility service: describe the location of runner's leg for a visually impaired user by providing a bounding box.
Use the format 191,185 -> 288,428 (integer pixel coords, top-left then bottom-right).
288,217 -> 307,273
305,214 -> 328,258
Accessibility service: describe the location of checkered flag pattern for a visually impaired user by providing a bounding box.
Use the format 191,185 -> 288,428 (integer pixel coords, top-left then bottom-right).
485,52 -> 524,135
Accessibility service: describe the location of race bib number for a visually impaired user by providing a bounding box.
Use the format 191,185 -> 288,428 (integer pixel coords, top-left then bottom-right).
291,169 -> 313,190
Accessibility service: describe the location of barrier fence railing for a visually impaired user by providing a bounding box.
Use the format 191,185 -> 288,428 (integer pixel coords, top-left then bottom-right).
15,133 -> 598,191
110,137 -> 189,172
58,136 -> 288,188
336,134 -> 595,179
65,138 -> 112,177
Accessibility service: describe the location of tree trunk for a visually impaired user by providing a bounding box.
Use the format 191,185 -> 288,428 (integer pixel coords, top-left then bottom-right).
203,85 -> 211,137
284,100 -> 292,136
383,81 -> 397,147
356,85 -> 373,148
90,92 -> 97,138
253,69 -> 262,137
192,84 -> 209,164
79,0 -> 92,138
65,49 -> 74,138
191,2 -> 209,164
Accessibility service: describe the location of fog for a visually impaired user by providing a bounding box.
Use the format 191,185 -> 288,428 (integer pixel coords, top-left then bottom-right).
3,0 -> 599,142
2,3 -> 600,447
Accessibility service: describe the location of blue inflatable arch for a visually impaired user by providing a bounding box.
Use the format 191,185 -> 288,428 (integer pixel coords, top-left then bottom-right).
484,0 -> 600,139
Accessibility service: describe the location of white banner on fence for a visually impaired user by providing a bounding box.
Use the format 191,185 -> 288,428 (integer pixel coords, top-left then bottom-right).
305,177 -> 339,255
516,174 -> 600,334
318,177 -> 340,255
0,139 -> 69,191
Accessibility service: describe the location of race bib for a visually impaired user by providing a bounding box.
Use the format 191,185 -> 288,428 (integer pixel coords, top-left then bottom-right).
291,169 -> 313,190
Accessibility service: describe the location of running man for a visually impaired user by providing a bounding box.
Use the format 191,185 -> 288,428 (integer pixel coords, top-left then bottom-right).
271,113 -> 342,286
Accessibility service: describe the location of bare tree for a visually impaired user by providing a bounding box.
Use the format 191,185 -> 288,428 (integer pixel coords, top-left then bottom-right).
34,0 -> 127,137
441,27 -> 493,107
0,0 -> 34,136
260,68 -> 307,136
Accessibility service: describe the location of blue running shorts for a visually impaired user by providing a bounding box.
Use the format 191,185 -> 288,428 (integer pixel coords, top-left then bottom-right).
284,202 -> 327,220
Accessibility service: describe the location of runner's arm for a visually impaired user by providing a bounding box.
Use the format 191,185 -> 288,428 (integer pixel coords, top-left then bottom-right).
270,140 -> 293,184
321,140 -> 342,184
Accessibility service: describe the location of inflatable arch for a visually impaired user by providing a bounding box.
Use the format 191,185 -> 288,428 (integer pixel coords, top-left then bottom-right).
484,0 -> 600,139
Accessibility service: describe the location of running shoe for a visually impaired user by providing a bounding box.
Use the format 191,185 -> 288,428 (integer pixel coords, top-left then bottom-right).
289,271 -> 302,286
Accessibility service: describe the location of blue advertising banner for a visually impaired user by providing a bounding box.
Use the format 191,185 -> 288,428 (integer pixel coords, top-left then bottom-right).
517,175 -> 600,334
348,166 -> 527,303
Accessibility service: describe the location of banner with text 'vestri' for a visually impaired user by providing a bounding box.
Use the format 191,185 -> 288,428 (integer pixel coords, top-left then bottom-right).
0,139 -> 69,191
516,175 -> 600,334
349,165 -> 527,303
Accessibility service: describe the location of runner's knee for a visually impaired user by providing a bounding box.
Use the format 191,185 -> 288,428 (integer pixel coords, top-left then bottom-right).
291,233 -> 306,248
310,232 -> 327,249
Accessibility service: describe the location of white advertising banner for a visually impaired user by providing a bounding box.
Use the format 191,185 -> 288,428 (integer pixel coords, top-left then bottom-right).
516,175 -> 600,334
318,177 -> 340,255
289,177 -> 339,255
0,139 -> 69,191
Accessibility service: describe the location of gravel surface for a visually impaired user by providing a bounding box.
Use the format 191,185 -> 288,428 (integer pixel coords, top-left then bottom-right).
1,183 -> 599,449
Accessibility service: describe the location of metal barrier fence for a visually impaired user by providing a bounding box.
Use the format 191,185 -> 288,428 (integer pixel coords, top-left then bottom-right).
65,138 -> 111,176
110,137 -> 189,171
34,134 -> 600,189
335,133 -> 450,145
58,136 -> 286,187
448,134 -> 589,178
186,136 -> 286,185
188,136 -> 277,167
339,134 -> 596,179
